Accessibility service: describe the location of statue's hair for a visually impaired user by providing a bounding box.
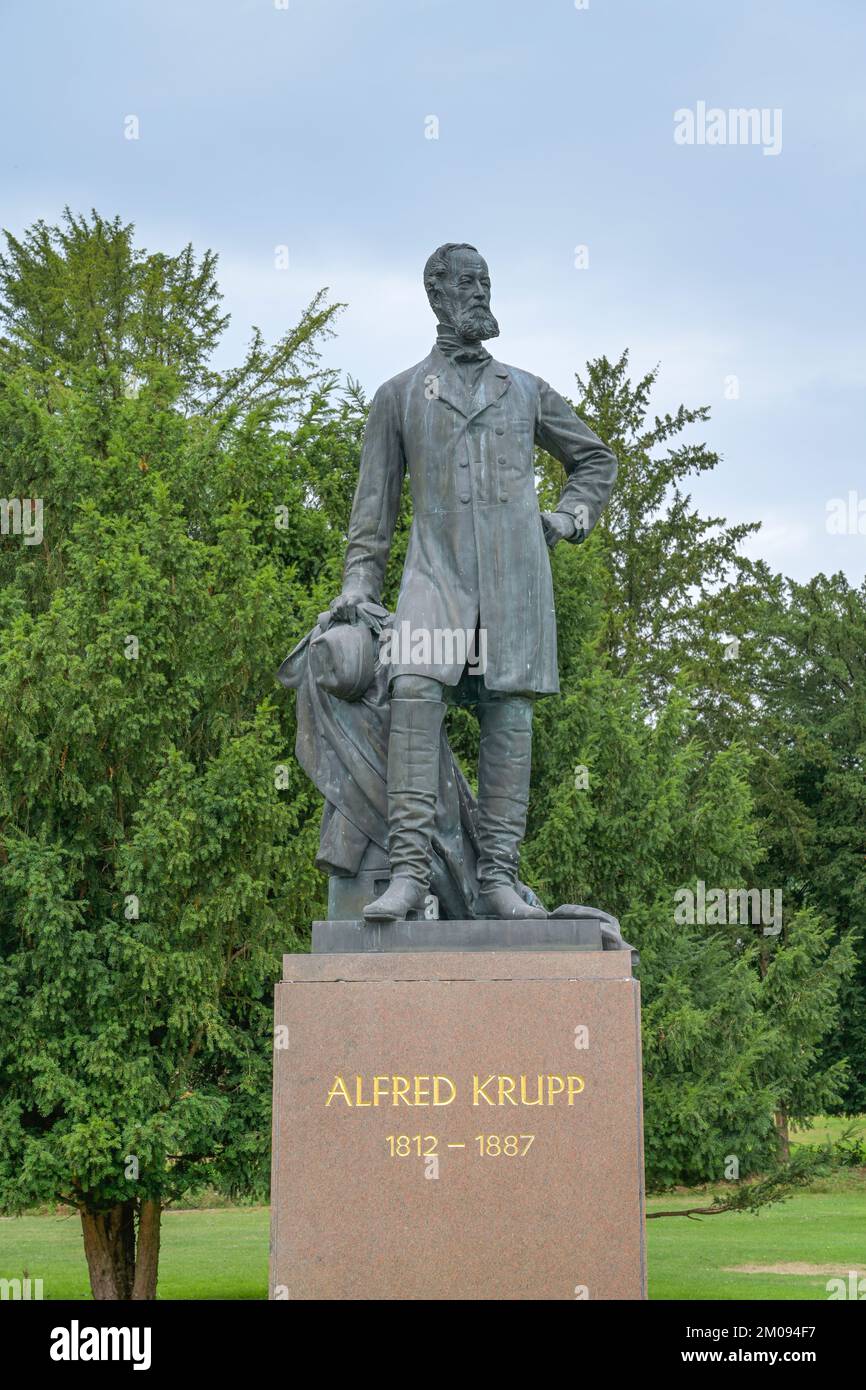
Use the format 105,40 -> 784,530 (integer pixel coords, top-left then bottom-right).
423,243 -> 480,302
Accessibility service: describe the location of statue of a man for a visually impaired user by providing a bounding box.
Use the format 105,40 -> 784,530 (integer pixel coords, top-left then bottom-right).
330,244 -> 617,922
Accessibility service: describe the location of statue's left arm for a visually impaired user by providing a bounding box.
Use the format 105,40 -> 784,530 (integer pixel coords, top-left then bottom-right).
534,379 -> 618,542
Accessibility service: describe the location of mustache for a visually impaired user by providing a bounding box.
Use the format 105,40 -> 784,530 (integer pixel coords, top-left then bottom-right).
454,306 -> 500,342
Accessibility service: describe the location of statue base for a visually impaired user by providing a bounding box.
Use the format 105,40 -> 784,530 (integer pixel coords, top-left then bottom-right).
270,924 -> 646,1300
313,915 -> 605,952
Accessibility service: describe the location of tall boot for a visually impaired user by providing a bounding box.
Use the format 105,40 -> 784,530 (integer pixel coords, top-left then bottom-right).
475,696 -> 546,920
363,697 -> 446,921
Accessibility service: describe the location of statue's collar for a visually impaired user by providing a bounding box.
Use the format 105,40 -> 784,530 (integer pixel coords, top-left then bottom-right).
434,323 -> 492,367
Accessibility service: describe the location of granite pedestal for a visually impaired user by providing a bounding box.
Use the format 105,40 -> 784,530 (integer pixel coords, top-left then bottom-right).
270,920 -> 646,1300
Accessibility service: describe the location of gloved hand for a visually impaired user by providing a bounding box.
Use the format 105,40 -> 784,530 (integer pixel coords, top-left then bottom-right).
540,511 -> 577,548
328,587 -> 373,624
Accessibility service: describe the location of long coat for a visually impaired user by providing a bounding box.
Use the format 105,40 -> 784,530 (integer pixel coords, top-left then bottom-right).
342,346 -> 617,694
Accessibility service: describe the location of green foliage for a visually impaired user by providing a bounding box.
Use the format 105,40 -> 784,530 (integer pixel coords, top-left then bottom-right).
751,574 -> 866,1111
527,354 -> 857,1189
537,351 -> 759,704
647,1141 -> 834,1220
0,212 -> 349,1228
831,1128 -> 866,1167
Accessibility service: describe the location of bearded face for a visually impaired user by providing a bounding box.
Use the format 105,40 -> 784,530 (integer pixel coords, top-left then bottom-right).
433,247 -> 500,342
454,303 -> 500,342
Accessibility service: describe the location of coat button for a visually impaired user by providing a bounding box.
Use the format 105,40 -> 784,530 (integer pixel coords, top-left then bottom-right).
495,425 -> 505,435
460,495 -> 470,504
459,459 -> 469,468
497,455 -> 506,464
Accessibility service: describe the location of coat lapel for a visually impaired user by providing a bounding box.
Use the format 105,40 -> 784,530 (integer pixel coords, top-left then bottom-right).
468,358 -> 511,419
423,347 -> 468,416
422,348 -> 511,419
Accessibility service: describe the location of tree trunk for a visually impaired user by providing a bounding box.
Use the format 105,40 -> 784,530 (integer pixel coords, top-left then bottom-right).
775,1107 -> 791,1162
80,1197 -> 162,1300
131,1199 -> 161,1300
80,1202 -> 136,1299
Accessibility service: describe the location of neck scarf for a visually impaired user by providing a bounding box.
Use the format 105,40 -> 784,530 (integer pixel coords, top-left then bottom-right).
435,323 -> 492,367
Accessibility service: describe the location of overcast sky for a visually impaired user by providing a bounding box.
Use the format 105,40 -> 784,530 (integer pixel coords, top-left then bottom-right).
2,0 -> 864,582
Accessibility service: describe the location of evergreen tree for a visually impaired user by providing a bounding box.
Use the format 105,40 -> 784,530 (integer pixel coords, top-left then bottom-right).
526,358 -> 857,1183
752,572 -> 866,1112
536,351 -> 759,708
0,211 -> 341,1297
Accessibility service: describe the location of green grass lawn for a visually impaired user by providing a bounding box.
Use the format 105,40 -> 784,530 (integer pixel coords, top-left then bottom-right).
0,1207 -> 269,1301
646,1183 -> 866,1300
790,1113 -> 866,1147
2,1179 -> 865,1300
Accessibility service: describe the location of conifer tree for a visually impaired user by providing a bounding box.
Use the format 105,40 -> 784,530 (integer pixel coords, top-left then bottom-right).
0,211 -> 341,1297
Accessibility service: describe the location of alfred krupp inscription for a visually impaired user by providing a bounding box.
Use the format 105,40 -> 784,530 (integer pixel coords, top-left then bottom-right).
324,1072 -> 586,1106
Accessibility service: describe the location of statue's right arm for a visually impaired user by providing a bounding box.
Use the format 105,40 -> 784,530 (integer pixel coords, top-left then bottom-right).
332,382 -> 406,620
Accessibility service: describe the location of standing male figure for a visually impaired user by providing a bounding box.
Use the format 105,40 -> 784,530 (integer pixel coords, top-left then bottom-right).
331,244 -> 617,922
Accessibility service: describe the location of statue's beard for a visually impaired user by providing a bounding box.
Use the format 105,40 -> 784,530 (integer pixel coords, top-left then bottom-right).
454,305 -> 500,342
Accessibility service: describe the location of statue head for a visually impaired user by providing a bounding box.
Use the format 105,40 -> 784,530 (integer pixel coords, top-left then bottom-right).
423,243 -> 500,343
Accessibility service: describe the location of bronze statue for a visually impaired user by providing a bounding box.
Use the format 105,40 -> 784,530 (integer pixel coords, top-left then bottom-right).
320,244 -> 618,923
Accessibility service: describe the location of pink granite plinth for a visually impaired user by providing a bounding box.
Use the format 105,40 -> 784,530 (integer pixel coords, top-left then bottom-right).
270,948 -> 646,1300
